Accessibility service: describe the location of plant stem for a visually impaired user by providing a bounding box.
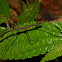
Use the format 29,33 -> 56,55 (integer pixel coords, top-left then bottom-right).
55,59 -> 59,62
6,22 -> 10,30
26,0 -> 29,5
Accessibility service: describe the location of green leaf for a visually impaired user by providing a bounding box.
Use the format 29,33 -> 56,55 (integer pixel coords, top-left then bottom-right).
40,44 -> 62,62
17,0 -> 40,25
0,0 -> 9,24
0,21 -> 62,60
0,27 -> 6,36
0,16 -> 8,24
0,0 -> 9,16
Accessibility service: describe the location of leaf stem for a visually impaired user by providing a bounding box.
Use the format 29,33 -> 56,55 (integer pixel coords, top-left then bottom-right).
26,0 -> 29,5
55,59 -> 59,62
6,22 -> 10,30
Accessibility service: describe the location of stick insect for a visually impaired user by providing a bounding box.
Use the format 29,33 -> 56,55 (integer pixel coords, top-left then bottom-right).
0,16 -> 42,57
0,3 -> 42,57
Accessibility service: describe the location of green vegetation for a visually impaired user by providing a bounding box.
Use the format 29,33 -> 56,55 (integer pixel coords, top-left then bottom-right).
0,0 -> 62,62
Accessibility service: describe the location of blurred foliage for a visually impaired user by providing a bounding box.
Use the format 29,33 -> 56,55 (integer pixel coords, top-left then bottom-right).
0,0 -> 9,24
17,0 -> 39,25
